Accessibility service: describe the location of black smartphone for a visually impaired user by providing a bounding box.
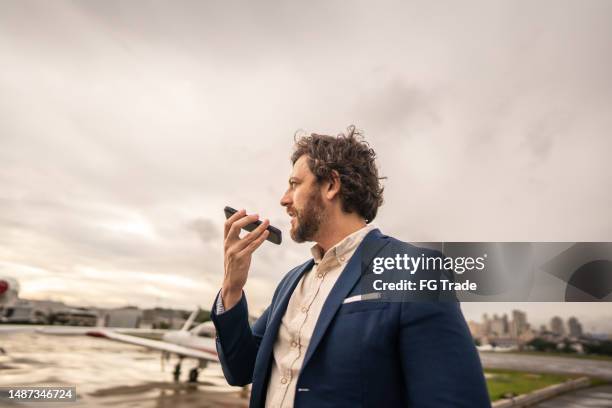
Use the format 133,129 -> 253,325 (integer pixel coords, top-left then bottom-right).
224,206 -> 282,245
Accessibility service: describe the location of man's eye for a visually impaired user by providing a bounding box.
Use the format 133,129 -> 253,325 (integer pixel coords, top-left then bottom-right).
290,181 -> 297,188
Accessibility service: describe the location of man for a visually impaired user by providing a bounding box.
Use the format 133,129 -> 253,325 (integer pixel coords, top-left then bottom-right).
211,127 -> 490,407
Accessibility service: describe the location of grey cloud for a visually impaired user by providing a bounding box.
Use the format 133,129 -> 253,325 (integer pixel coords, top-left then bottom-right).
353,80 -> 439,135
187,218 -> 219,243
0,1 -> 611,326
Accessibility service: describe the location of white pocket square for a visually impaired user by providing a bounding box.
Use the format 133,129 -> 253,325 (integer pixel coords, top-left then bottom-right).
342,292 -> 382,304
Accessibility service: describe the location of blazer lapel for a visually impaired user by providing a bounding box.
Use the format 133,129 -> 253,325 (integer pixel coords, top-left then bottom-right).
300,228 -> 390,371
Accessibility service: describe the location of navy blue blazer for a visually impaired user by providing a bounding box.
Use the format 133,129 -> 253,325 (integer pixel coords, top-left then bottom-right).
211,229 -> 491,407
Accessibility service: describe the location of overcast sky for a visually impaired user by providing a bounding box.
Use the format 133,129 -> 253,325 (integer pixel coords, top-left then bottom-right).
1,1 -> 611,331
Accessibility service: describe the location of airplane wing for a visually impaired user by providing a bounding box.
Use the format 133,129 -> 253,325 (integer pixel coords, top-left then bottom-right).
0,325 -> 168,336
35,326 -> 167,337
0,325 -> 39,334
86,329 -> 218,361
18,326 -> 218,362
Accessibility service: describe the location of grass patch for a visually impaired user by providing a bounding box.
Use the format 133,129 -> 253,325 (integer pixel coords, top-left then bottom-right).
590,377 -> 611,387
485,369 -> 574,402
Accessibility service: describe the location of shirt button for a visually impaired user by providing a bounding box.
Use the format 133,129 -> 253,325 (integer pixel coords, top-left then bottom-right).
291,341 -> 298,348
317,273 -> 324,278
340,256 -> 346,262
301,306 -> 308,313
281,377 -> 288,384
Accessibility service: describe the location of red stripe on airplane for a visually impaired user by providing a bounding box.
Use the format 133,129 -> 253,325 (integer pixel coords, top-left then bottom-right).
86,331 -> 108,338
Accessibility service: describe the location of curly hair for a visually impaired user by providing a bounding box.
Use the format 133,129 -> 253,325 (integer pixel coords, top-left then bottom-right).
291,125 -> 385,223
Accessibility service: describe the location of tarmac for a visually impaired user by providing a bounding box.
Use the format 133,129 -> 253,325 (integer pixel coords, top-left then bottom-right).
534,384 -> 612,407
0,331 -> 248,407
480,352 -> 612,380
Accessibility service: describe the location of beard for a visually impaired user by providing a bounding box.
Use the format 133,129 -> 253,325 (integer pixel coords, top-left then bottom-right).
289,190 -> 325,243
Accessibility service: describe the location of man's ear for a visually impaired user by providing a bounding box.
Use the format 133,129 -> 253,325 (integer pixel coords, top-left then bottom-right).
325,170 -> 341,200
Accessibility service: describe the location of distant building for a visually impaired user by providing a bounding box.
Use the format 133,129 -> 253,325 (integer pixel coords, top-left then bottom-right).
104,307 -> 142,328
2,300 -> 48,324
141,307 -> 189,330
478,309 -> 538,349
510,310 -> 528,338
489,314 -> 509,337
550,316 -> 565,337
482,314 -> 491,336
51,307 -> 98,326
568,317 -> 583,338
488,337 -> 519,350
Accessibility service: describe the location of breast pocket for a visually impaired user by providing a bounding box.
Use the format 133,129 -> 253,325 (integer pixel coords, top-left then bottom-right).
337,300 -> 389,315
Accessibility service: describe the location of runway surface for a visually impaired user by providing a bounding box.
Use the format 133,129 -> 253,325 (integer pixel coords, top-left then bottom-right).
480,352 -> 612,380
0,331 -> 248,407
533,384 -> 612,407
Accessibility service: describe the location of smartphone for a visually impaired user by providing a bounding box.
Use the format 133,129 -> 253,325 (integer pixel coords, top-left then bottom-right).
224,206 -> 282,245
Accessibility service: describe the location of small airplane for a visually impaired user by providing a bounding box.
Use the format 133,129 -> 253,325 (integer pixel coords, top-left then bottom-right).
35,308 -> 219,382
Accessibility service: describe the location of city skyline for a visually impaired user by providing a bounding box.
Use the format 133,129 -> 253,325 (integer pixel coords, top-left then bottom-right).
470,309 -> 585,339
8,290 -> 612,334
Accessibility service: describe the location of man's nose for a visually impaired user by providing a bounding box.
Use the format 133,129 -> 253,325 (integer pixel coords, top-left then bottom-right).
280,190 -> 291,207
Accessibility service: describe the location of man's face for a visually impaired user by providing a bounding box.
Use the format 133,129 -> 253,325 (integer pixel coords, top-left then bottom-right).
280,155 -> 326,243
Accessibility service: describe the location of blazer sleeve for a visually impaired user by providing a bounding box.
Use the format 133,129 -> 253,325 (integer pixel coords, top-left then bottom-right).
399,302 -> 491,407
211,291 -> 269,386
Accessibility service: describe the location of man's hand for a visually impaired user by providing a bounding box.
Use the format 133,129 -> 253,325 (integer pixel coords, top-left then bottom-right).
221,209 -> 270,310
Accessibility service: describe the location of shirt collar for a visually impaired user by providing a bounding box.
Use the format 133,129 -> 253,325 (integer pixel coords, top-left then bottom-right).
310,223 -> 376,266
